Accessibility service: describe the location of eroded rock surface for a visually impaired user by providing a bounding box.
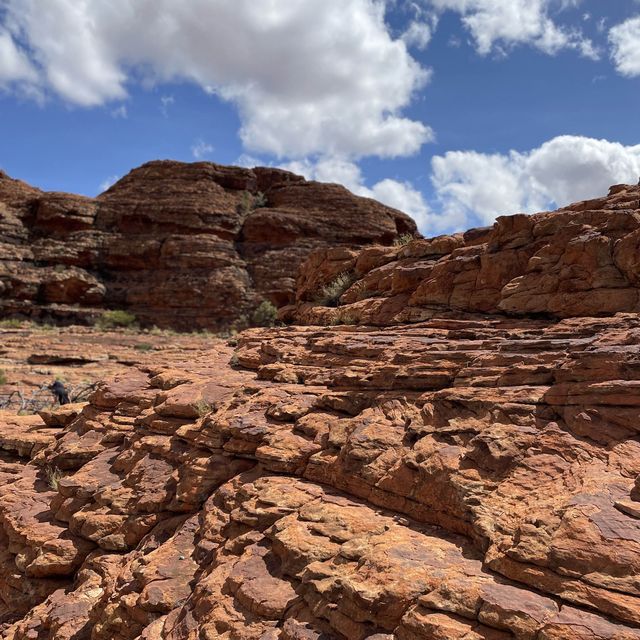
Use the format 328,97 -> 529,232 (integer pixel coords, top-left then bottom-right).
287,183 -> 640,325
0,186 -> 639,638
0,162 -> 415,330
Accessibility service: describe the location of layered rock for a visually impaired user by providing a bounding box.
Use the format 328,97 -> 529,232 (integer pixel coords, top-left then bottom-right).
0,186 -> 639,638
0,162 -> 415,331
287,183 -> 640,325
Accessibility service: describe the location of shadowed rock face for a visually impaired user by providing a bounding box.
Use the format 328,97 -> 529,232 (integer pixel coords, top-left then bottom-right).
0,161 -> 416,330
1,186 -> 640,639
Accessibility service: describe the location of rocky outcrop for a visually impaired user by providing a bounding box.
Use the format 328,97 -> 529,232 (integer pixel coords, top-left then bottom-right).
0,185 -> 639,638
287,183 -> 640,325
0,162 -> 415,331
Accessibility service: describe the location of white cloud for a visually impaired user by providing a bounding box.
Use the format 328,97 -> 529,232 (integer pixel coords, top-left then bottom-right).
0,27 -> 37,86
99,174 -> 120,192
191,139 -> 214,160
110,104 -> 127,118
427,0 -> 597,57
1,0 -> 431,160
431,135 -> 640,229
160,95 -> 174,118
402,16 -> 438,50
609,16 -> 640,77
283,156 -> 436,233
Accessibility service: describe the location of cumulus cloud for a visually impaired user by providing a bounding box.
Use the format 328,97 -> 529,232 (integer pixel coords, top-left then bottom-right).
609,16 -> 640,77
431,135 -> 640,229
283,156 -> 436,233
402,15 -> 438,50
0,27 -> 36,87
1,0 -> 431,160
426,0 -> 597,57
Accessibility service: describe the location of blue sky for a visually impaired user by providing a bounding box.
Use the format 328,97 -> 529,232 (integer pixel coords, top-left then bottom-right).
1,0 -> 639,234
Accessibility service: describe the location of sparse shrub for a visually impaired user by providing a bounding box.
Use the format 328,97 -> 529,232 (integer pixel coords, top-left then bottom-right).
0,369 -> 6,385
96,310 -> 137,330
194,399 -> 213,417
394,233 -> 415,247
251,300 -> 278,327
329,310 -> 358,326
53,264 -> 66,273
232,314 -> 249,332
135,342 -> 153,352
316,272 -> 355,307
238,191 -> 252,217
253,191 -> 268,208
357,289 -> 380,301
237,191 -> 268,217
230,353 -> 240,368
0,318 -> 24,329
46,466 -> 63,491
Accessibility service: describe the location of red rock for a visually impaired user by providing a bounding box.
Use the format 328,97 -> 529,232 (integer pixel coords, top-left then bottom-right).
0,161 -> 416,331
0,185 -> 639,638
291,183 -> 640,326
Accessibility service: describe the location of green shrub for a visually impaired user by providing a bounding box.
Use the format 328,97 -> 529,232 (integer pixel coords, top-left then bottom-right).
0,318 -> 24,329
0,369 -> 6,385
316,272 -> 355,307
329,310 -> 358,326
394,233 -> 415,247
237,191 -> 268,217
253,191 -> 268,208
251,300 -> 278,327
134,342 -> 153,352
46,466 -> 63,491
194,399 -> 213,417
96,310 -> 137,330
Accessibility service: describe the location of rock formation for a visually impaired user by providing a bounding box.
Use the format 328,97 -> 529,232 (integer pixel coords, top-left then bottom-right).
287,183 -> 640,326
0,184 -> 640,638
0,162 -> 416,331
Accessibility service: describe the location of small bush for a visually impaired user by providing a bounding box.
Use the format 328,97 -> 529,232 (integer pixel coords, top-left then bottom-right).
135,342 -> 153,352
46,466 -> 63,491
330,310 -> 358,326
0,318 -> 24,329
238,191 -> 252,217
231,314 -> 249,332
96,310 -> 137,330
194,399 -> 213,417
237,191 -> 268,217
316,272 -> 355,307
0,369 -> 6,385
251,300 -> 278,327
394,233 -> 415,247
253,191 -> 268,208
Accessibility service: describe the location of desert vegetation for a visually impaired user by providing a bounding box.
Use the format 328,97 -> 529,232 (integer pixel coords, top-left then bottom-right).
316,272 -> 355,307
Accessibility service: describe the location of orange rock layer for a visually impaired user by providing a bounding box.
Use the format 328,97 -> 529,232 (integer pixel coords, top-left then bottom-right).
0,161 -> 415,331
0,185 -> 639,639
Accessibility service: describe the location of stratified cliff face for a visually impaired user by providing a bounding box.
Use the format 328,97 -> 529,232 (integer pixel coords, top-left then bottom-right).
0,161 -> 416,330
1,186 -> 640,639
288,183 -> 640,325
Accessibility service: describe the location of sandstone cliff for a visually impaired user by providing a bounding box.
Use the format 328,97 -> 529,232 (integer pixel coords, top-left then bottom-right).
0,185 -> 640,639
287,183 -> 640,326
0,161 -> 416,330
